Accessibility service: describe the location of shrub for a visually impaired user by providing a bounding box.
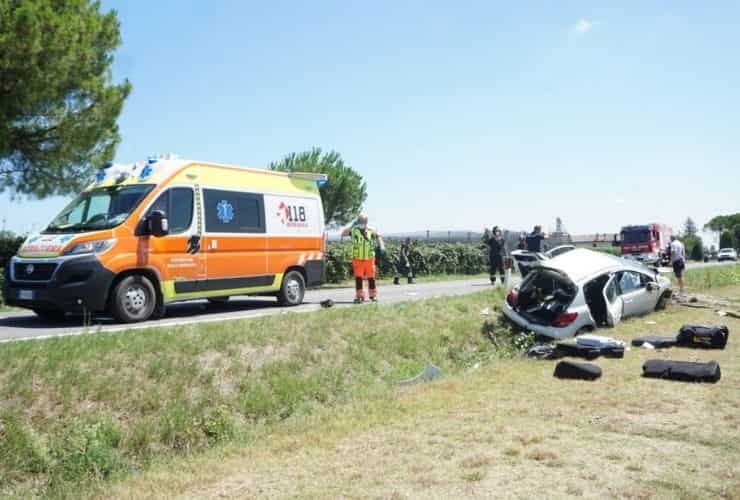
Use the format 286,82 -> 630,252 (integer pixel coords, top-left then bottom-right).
690,241 -> 704,261
0,233 -> 24,269
325,241 -> 489,282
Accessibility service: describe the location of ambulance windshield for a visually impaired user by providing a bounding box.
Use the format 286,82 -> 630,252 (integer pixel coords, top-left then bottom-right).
45,184 -> 154,233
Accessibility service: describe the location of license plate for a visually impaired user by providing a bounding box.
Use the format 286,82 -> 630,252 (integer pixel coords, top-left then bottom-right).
18,290 -> 34,300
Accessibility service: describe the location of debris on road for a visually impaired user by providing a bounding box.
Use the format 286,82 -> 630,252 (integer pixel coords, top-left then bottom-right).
320,299 -> 334,308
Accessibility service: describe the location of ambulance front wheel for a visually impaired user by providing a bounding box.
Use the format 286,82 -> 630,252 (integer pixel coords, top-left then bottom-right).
110,275 -> 157,323
278,271 -> 305,306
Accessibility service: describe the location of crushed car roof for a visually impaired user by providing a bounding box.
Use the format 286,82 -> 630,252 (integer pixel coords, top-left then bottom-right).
540,248 -> 654,282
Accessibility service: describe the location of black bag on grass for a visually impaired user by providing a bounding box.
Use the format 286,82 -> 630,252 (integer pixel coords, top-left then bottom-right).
676,325 -> 729,349
554,343 -> 624,360
554,361 -> 602,381
554,343 -> 600,360
600,346 -> 625,359
642,360 -> 721,383
631,336 -> 678,348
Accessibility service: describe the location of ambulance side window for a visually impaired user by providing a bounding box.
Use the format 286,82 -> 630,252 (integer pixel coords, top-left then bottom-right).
169,188 -> 194,233
144,188 -> 194,234
203,189 -> 265,233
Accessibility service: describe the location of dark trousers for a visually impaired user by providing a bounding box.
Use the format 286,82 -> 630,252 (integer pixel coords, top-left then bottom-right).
490,254 -> 505,283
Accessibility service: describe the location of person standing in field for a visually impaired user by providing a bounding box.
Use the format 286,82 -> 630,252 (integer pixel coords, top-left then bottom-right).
486,226 -> 508,285
393,237 -> 415,285
341,214 -> 385,303
670,235 -> 686,296
526,225 -> 547,252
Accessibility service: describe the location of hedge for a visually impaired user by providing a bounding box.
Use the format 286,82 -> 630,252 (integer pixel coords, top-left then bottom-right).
0,234 -> 24,307
325,241 -> 489,283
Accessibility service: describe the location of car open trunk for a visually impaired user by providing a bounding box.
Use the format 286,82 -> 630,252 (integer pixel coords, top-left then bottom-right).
512,267 -> 577,325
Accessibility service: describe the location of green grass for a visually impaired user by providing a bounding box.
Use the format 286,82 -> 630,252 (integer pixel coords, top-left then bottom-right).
0,288 -> 518,498
677,262 -> 740,290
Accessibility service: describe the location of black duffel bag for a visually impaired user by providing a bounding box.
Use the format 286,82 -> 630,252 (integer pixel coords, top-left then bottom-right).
631,336 -> 678,348
676,325 -> 729,349
642,359 -> 721,383
555,343 -> 600,360
554,361 -> 602,381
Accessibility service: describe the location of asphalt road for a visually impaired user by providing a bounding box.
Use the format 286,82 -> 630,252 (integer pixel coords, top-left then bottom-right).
1,259 -> 735,344
0,278 -> 496,343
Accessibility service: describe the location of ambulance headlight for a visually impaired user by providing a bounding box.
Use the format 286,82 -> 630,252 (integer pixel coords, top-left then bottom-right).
63,238 -> 117,256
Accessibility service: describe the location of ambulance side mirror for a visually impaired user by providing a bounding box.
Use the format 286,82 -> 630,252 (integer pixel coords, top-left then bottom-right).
149,210 -> 169,237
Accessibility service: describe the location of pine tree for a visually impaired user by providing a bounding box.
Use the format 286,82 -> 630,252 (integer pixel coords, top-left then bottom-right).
0,0 -> 131,197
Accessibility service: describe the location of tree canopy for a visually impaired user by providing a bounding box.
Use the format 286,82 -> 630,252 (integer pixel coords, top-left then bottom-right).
269,148 -> 367,228
704,213 -> 740,232
0,0 -> 131,197
720,231 -> 736,250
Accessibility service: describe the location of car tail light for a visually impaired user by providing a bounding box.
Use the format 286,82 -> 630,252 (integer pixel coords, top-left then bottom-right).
506,289 -> 518,306
551,312 -> 578,327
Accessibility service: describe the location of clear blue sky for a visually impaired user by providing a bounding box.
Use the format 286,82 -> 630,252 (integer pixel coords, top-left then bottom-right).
1,1 -> 738,240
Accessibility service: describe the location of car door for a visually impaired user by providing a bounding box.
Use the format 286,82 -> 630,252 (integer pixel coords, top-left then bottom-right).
138,186 -> 206,296
618,271 -> 655,317
602,274 -> 623,326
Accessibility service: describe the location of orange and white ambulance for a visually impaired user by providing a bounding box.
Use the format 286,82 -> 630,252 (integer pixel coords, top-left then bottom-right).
3,156 -> 327,322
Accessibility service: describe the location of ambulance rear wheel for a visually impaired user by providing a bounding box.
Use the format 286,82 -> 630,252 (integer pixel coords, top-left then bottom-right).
110,275 -> 156,323
278,271 -> 305,306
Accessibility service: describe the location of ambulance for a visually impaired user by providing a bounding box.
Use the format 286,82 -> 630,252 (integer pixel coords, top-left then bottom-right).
2,156 -> 327,322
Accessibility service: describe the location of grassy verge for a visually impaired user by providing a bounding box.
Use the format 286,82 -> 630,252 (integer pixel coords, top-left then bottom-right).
111,286 -> 740,500
678,262 -> 740,290
0,288 -> 521,498
2,263 -> 738,498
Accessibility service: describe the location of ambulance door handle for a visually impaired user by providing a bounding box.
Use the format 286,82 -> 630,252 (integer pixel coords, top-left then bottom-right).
187,235 -> 201,254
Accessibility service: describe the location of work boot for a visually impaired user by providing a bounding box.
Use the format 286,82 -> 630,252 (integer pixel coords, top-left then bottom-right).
393,277 -> 400,285
490,276 -> 496,285
370,296 -> 378,303
353,297 -> 364,304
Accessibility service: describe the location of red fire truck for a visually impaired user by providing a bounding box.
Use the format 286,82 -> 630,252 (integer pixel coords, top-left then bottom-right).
619,223 -> 672,266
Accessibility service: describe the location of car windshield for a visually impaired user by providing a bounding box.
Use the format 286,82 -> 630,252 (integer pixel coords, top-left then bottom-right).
44,184 -> 154,233
621,229 -> 651,244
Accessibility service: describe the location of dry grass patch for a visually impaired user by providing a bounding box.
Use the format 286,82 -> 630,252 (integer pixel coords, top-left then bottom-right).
460,454 -> 492,469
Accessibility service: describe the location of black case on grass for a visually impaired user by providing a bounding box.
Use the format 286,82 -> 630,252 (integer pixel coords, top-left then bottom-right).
554,343 -> 600,360
553,361 -> 602,381
555,343 -> 625,360
631,336 -> 678,348
676,325 -> 729,349
642,359 -> 721,383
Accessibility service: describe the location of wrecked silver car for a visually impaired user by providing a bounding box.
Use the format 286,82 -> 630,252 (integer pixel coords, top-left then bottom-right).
511,245 -> 575,277
503,249 -> 672,339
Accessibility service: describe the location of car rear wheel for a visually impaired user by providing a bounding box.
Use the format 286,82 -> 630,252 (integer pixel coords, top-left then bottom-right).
110,275 -> 156,323
32,308 -> 67,322
278,271 -> 305,306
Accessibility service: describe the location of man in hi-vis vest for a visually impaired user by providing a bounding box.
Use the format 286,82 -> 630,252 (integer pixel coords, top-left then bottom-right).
341,214 -> 385,303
